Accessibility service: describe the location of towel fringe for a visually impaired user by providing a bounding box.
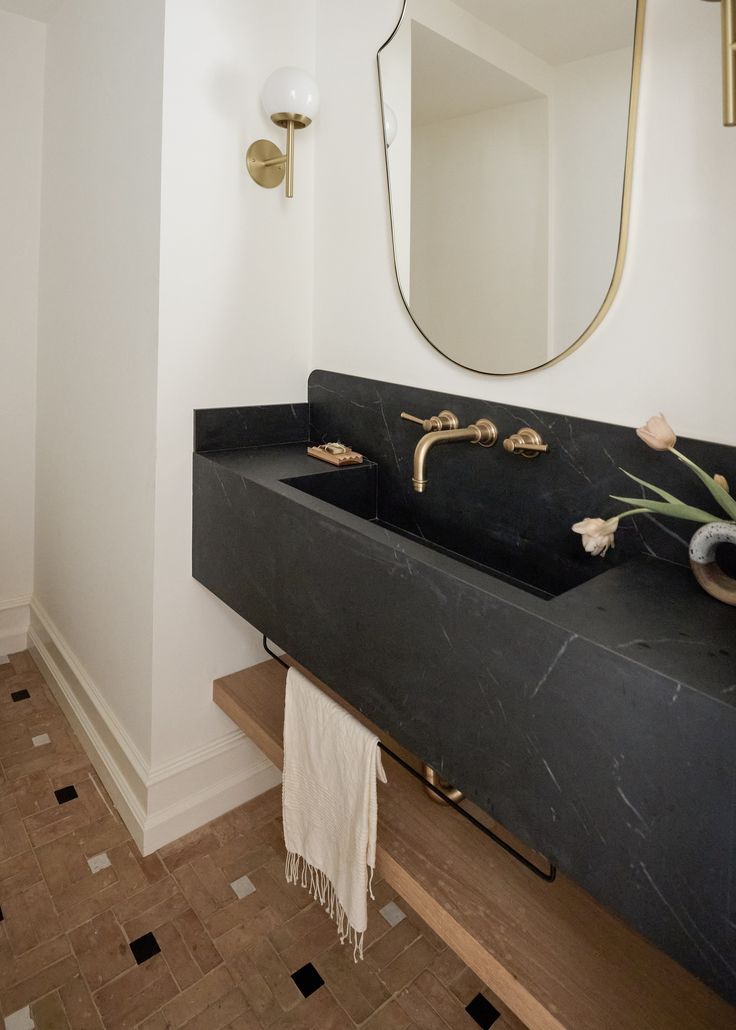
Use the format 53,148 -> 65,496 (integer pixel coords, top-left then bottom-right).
285,851 -> 367,961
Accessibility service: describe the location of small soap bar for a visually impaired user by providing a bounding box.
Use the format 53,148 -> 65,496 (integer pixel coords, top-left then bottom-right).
307,444 -> 363,466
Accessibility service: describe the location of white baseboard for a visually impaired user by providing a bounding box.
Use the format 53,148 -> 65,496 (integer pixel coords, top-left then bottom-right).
28,600 -> 281,855
0,595 -> 32,655
142,760 -> 281,855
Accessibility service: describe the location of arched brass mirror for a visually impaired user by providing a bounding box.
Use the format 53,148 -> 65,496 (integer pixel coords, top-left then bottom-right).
377,0 -> 646,375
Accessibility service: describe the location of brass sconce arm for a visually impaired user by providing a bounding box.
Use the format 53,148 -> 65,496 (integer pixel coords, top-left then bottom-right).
703,0 -> 736,126
247,118 -> 302,198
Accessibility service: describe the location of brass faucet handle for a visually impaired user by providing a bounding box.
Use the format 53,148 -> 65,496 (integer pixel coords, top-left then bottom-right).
401,409 -> 459,432
503,427 -> 549,458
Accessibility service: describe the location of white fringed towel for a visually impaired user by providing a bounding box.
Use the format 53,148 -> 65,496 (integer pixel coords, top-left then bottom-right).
282,667 -> 387,960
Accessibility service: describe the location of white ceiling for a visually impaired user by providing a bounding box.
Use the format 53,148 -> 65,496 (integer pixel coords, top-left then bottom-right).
452,0 -> 637,66
0,0 -> 64,22
412,22 -> 541,125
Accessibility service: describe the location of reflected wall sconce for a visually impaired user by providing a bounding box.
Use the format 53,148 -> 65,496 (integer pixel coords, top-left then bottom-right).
383,104 -> 398,147
246,67 -> 319,198
702,0 -> 736,125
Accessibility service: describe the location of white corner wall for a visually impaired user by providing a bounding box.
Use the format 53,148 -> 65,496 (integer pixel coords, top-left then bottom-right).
27,0 -> 313,856
0,11 -> 45,654
147,0 -> 316,846
314,0 -> 736,447
411,99 -> 549,371
33,0 -> 165,797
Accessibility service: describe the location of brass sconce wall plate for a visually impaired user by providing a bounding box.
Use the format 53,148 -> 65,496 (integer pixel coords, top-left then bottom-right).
246,139 -> 287,190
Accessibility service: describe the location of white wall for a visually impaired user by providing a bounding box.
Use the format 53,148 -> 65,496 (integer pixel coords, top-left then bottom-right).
34,0 -> 165,763
378,11 -> 412,292
550,47 -> 633,352
407,0 -> 551,95
147,0 -> 314,839
314,0 -> 736,446
28,0 -> 312,854
0,11 -> 45,653
412,99 -> 548,371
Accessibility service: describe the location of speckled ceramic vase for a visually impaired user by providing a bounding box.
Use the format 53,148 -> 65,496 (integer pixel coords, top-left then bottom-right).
689,521 -> 736,606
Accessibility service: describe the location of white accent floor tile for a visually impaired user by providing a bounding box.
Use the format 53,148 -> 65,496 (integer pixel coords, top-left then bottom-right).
230,874 -> 256,899
0,655 -> 9,665
379,900 -> 406,927
31,733 -> 51,747
87,852 -> 112,874
4,1007 -> 34,1030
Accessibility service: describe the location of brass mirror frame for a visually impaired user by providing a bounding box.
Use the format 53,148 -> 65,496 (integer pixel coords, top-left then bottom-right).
377,0 -> 647,376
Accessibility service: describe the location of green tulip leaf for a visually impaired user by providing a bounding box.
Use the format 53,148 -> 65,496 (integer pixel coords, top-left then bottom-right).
610,495 -> 721,524
619,468 -> 681,505
670,448 -> 736,521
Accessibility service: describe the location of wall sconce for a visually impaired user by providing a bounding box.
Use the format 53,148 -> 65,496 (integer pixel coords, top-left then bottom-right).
702,0 -> 736,126
246,67 -> 319,198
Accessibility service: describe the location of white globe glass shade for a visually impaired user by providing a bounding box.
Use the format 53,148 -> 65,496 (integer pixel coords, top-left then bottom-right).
383,104 -> 398,147
261,67 -> 320,123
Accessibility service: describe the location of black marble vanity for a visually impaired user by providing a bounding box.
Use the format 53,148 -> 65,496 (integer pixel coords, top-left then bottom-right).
193,371 -> 736,1004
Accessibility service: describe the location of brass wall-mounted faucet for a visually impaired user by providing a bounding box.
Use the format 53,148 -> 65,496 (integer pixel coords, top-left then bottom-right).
400,409 -> 498,493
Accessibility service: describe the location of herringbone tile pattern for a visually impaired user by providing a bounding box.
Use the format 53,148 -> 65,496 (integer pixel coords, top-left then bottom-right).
0,651 -> 521,1029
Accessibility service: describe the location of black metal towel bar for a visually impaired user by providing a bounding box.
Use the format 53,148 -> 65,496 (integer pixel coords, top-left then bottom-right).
262,636 -> 556,883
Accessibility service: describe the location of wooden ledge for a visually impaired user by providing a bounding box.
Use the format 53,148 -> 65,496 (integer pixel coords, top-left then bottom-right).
214,658 -> 733,1030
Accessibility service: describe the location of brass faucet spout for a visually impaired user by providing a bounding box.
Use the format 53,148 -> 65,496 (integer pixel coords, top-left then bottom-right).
412,427 -> 478,492
411,419 -> 497,493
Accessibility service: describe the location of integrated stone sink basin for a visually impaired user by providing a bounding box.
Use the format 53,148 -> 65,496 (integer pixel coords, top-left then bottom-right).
192,372 -> 736,1004
284,464 -> 604,600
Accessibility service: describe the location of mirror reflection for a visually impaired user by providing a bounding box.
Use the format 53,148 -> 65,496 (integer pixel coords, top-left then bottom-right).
378,0 -> 642,374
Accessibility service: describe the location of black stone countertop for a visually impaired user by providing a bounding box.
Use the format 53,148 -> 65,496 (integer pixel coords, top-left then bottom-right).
204,443 -> 736,710
193,392 -> 736,1004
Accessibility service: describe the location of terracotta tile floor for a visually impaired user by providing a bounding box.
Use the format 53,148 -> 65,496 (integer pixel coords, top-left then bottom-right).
0,651 -> 521,1030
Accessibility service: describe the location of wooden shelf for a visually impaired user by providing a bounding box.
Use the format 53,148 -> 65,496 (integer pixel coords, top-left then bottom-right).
214,658 -> 733,1030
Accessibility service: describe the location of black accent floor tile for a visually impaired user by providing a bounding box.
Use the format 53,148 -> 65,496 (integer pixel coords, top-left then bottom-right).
54,785 -> 78,805
10,689 -> 30,702
291,962 -> 324,998
466,993 -> 501,1029
0,906 -> 3,922
129,932 -> 161,964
